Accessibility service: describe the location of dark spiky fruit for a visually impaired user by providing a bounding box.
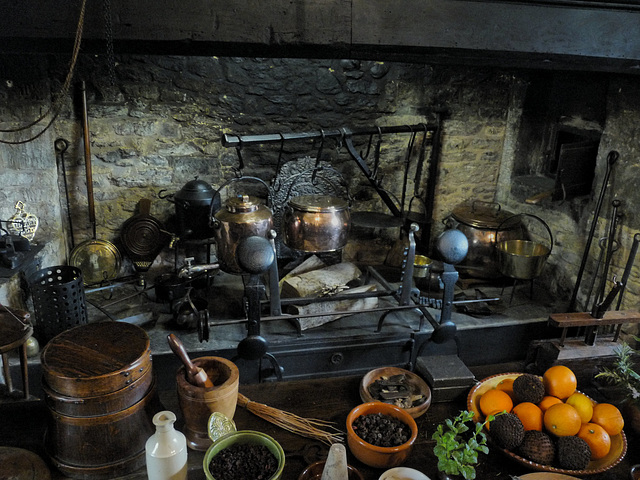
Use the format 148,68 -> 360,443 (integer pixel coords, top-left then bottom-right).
518,430 -> 555,465
490,413 -> 525,450
513,374 -> 546,404
556,435 -> 591,470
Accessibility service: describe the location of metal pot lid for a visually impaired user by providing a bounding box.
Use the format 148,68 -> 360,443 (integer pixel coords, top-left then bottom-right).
451,202 -> 520,229
176,178 -> 215,203
288,195 -> 348,212
225,195 -> 260,213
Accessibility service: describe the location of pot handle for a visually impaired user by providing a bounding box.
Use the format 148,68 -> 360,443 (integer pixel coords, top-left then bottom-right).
283,165 -> 352,205
209,175 -> 274,220
408,196 -> 428,221
471,200 -> 501,215
157,189 -> 176,203
496,213 -> 554,254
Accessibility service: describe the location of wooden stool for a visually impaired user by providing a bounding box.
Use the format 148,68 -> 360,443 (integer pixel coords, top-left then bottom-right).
0,308 -> 33,399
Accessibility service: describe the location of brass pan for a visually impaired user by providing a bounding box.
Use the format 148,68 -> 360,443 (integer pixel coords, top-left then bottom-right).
68,81 -> 122,285
69,239 -> 122,285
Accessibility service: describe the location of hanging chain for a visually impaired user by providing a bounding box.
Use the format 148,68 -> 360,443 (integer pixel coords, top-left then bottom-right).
103,0 -> 116,86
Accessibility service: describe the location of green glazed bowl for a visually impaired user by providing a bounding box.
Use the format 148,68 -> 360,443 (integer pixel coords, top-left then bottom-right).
203,413 -> 285,480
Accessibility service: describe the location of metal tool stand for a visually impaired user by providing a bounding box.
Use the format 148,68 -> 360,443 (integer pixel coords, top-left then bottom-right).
233,236 -> 283,381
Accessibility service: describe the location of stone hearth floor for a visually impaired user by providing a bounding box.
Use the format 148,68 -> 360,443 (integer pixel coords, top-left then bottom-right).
1,266 -> 623,401
83,270 -> 566,358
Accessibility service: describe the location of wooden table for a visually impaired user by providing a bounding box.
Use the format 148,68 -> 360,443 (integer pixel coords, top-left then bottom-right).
226,375 -> 640,480
2,372 -> 639,479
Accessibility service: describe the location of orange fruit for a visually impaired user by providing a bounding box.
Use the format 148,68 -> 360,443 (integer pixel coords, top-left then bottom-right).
543,365 -> 577,400
538,395 -> 563,412
495,377 -> 516,399
543,402 -> 582,436
479,389 -> 513,417
512,402 -> 543,431
566,392 -> 594,423
591,403 -> 624,436
578,422 -> 611,459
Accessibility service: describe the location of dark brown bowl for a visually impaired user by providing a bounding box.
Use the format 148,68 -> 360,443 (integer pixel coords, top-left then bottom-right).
360,367 -> 432,419
297,460 -> 364,480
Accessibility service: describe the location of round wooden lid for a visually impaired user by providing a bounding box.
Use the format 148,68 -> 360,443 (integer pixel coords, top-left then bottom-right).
41,321 -> 151,398
0,447 -> 51,480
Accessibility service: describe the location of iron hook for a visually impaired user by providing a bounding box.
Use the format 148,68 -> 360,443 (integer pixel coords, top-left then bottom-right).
311,129 -> 325,184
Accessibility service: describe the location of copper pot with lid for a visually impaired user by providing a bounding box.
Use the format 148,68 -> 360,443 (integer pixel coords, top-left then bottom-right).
283,195 -> 351,253
444,201 -> 523,278
212,177 -> 274,274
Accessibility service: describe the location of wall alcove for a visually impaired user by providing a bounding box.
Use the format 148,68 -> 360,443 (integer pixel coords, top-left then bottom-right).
511,71 -> 608,211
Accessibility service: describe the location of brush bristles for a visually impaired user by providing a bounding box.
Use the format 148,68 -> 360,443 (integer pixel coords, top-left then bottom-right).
237,393 -> 344,445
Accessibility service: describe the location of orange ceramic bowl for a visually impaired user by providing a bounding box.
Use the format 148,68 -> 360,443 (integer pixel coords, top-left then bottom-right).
346,402 -> 418,469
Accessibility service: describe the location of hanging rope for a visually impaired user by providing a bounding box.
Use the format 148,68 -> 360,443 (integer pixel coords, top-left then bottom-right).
0,0 -> 87,145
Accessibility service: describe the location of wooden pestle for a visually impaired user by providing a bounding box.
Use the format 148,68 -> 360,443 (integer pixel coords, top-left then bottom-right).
167,333 -> 214,388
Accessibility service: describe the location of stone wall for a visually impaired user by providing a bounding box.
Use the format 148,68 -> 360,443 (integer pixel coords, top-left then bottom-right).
1,54 -> 639,339
0,55 -> 510,305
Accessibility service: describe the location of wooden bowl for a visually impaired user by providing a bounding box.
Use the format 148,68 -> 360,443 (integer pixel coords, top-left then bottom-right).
467,373 -> 628,476
359,367 -> 432,419
346,402 -> 418,469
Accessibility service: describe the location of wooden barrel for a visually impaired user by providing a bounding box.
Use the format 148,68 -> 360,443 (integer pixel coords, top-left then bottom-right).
41,321 -> 159,479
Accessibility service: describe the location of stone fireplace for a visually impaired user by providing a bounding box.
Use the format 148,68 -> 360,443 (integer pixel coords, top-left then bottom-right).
2,51 -> 640,370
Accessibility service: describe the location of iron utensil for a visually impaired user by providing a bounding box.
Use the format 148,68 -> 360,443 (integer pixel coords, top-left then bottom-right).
594,200 -> 622,309
616,232 -> 640,310
55,138 -> 74,248
568,150 -> 619,311
612,232 -> 640,340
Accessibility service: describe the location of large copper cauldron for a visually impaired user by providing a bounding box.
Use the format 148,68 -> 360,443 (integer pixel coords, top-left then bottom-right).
282,195 -> 350,253
444,201 -> 523,278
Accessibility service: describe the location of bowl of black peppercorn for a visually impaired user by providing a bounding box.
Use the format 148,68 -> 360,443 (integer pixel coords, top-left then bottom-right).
346,401 -> 418,469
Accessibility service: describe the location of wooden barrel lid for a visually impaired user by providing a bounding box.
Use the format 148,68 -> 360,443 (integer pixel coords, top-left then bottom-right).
41,321 -> 151,398
0,447 -> 51,480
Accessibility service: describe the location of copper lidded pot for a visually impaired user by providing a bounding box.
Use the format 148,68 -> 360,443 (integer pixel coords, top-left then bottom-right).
283,195 -> 350,253
444,200 -> 523,278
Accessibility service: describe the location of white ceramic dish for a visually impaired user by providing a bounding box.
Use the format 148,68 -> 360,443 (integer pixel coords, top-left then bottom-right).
378,466 -> 431,480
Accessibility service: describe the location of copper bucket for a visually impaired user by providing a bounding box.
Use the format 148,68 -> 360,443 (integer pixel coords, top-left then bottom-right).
495,214 -> 553,280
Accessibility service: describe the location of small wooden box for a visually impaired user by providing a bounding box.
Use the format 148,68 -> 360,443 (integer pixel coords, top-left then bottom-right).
415,355 -> 476,403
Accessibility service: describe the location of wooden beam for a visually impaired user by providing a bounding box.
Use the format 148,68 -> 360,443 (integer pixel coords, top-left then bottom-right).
2,0 -> 640,74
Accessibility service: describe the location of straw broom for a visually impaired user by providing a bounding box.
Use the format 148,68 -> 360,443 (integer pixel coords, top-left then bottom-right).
237,392 -> 344,445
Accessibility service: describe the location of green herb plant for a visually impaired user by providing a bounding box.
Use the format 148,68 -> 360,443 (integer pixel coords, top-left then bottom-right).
432,409 -> 496,480
594,337 -> 640,408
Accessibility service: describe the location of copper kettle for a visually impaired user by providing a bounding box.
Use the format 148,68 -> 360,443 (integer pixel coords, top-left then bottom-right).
211,177 -> 274,274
